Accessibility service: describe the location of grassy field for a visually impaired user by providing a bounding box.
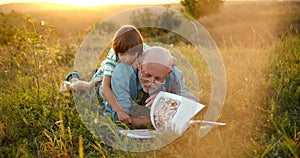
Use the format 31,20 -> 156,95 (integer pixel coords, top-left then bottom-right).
0,1 -> 299,157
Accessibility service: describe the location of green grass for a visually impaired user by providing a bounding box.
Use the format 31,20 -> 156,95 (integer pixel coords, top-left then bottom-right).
253,30 -> 300,157
0,9 -> 299,157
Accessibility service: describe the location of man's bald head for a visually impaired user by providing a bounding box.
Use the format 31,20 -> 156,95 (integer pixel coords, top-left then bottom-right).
141,46 -> 173,70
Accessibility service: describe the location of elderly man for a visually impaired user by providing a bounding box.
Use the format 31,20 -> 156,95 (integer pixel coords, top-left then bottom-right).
111,46 -> 198,128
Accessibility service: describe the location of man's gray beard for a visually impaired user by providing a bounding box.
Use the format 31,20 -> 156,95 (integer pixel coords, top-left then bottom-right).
146,86 -> 163,96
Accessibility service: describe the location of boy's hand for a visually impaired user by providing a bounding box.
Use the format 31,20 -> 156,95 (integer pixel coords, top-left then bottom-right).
145,93 -> 158,109
117,110 -> 132,124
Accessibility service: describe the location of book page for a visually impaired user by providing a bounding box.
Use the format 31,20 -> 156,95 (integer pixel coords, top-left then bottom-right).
151,91 -> 205,134
171,100 -> 205,134
118,91 -> 205,138
118,129 -> 160,139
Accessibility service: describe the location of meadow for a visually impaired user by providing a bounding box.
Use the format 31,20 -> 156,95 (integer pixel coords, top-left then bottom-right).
0,1 -> 299,157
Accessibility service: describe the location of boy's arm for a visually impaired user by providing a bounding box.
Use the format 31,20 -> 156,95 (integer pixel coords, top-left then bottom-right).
111,63 -> 153,129
111,63 -> 135,114
69,80 -> 97,92
102,76 -> 131,123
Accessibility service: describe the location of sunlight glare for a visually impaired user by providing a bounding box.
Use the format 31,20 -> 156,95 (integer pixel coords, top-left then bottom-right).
50,0 -> 112,6
31,0 -> 179,7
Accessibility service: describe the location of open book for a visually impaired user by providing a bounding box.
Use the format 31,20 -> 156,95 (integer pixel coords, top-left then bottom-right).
118,91 -> 206,138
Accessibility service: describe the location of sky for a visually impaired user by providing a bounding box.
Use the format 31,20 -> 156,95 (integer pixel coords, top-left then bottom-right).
0,0 -> 180,6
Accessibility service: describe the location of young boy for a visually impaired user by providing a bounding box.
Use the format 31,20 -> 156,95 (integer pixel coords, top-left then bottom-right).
61,25 -> 147,124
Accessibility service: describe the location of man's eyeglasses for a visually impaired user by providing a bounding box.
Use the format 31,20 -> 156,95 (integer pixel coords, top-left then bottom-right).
139,67 -> 164,86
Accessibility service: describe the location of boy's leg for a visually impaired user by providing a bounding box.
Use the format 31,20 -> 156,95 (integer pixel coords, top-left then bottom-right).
65,70 -> 80,82
60,71 -> 80,93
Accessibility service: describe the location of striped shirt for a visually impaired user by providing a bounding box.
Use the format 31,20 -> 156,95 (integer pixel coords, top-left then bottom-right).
92,48 -> 119,83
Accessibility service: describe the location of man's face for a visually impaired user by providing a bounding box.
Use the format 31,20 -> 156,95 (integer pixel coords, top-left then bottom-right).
139,63 -> 172,93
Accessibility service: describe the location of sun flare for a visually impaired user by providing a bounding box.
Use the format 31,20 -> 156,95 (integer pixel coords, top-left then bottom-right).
57,0 -> 178,6
49,0 -> 119,7
2,0 -> 179,7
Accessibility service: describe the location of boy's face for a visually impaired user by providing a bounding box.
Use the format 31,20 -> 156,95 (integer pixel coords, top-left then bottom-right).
118,52 -> 139,65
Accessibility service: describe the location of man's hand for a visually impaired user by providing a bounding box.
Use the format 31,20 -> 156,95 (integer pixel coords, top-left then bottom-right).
145,93 -> 158,109
117,110 -> 132,124
130,116 -> 152,129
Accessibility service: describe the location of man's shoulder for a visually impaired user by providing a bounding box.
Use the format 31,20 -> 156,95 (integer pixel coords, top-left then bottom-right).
170,66 -> 182,77
165,66 -> 184,86
112,63 -> 135,77
143,44 -> 150,50
114,62 -> 126,70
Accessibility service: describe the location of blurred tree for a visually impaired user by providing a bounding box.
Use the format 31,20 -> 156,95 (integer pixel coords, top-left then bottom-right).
180,0 -> 224,19
158,10 -> 182,33
130,8 -> 188,44
130,8 -> 159,37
